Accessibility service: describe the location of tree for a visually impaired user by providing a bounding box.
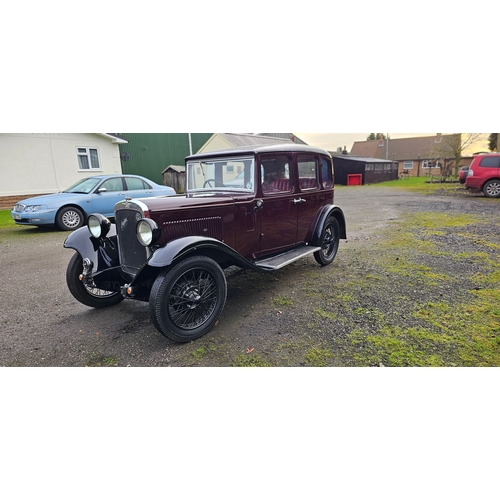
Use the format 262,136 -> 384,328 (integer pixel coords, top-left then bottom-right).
432,133 -> 482,179
488,133 -> 498,152
366,133 -> 386,141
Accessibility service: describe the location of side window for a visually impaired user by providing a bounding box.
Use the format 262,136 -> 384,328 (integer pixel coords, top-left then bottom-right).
321,158 -> 333,188
479,156 -> 500,168
125,177 -> 149,190
297,155 -> 319,190
261,155 -> 293,194
99,178 -> 124,192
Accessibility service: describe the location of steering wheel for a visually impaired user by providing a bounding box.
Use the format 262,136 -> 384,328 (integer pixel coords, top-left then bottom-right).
203,179 -> 225,188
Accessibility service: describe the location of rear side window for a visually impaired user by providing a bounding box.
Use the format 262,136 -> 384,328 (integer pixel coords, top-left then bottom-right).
322,158 -> 333,188
125,177 -> 150,190
297,155 -> 319,190
479,156 -> 500,168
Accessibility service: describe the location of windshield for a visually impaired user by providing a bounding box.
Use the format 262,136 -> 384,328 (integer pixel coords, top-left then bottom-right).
186,157 -> 255,192
63,177 -> 101,194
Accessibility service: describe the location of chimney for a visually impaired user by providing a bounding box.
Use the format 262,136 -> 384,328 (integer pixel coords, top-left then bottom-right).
435,133 -> 442,143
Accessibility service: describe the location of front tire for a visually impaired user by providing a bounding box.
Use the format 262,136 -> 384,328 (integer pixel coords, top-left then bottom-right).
483,179 -> 500,198
149,256 -> 227,342
314,215 -> 340,266
66,253 -> 124,308
57,206 -> 85,231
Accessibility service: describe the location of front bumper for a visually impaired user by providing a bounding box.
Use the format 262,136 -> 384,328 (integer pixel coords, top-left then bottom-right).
10,209 -> 56,226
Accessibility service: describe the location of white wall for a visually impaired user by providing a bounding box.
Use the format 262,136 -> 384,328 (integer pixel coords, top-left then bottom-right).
0,133 -> 123,197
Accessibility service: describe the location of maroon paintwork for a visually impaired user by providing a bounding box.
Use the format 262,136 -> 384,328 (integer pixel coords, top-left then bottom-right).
137,144 -> 338,260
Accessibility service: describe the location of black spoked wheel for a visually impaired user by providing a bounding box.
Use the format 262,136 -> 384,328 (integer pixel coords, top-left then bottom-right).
483,180 -> 500,198
149,256 -> 227,342
66,253 -> 124,308
314,215 -> 340,266
57,206 -> 85,231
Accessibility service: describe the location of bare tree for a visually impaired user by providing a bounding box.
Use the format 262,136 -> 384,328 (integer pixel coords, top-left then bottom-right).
488,133 -> 498,152
431,133 -> 482,179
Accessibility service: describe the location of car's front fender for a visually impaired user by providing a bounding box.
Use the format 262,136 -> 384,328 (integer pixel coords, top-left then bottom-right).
147,236 -> 255,269
63,224 -> 120,274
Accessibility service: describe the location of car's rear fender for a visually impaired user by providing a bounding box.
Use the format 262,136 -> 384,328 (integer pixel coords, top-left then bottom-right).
311,205 -> 347,244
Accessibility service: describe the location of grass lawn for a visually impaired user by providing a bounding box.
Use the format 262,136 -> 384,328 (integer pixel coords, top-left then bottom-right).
0,210 -> 15,229
368,176 -> 462,194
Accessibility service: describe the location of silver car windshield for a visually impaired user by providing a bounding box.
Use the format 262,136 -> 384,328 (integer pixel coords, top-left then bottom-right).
186,157 -> 255,192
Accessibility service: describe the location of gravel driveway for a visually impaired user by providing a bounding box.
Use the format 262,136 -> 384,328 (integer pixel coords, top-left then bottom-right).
1,185 -> 499,367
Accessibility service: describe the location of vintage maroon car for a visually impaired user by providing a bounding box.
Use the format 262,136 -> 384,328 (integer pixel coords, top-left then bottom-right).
64,144 -> 346,342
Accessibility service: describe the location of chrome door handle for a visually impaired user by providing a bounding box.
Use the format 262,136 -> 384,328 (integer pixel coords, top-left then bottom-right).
292,198 -> 306,204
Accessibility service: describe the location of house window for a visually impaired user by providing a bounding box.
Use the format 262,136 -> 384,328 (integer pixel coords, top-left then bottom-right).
77,147 -> 100,170
403,161 -> 413,170
422,160 -> 441,169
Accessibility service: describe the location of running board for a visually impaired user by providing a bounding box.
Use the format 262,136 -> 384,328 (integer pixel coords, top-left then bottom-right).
254,245 -> 320,270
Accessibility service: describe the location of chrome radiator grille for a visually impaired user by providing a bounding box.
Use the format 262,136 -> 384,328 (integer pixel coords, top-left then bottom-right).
115,207 -> 148,275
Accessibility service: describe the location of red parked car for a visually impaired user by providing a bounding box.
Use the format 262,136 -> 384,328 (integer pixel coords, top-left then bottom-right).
63,144 -> 347,342
465,153 -> 500,197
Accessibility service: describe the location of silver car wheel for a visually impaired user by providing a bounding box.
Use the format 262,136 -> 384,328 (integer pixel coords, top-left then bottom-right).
483,180 -> 500,198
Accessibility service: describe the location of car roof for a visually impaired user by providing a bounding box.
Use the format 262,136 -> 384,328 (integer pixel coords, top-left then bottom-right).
186,143 -> 331,161
86,174 -> 145,179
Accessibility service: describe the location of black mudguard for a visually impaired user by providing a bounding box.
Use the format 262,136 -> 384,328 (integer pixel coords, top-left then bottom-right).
63,225 -> 123,280
312,205 -> 347,245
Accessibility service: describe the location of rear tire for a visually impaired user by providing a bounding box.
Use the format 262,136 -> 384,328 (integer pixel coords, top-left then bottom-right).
483,179 -> 500,198
66,253 -> 124,308
314,215 -> 340,266
149,256 -> 227,342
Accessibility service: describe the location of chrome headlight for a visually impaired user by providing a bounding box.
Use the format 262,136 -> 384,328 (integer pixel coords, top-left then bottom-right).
25,205 -> 42,212
137,218 -> 160,247
88,214 -> 111,238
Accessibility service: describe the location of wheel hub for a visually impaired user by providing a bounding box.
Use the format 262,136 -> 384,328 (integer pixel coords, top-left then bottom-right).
181,284 -> 202,309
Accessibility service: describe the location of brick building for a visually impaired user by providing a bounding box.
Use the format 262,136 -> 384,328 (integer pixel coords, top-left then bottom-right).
350,134 -> 474,178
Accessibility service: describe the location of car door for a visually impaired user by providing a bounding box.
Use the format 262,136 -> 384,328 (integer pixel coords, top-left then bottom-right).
258,154 -> 298,256
296,154 -> 322,242
91,177 -> 127,216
